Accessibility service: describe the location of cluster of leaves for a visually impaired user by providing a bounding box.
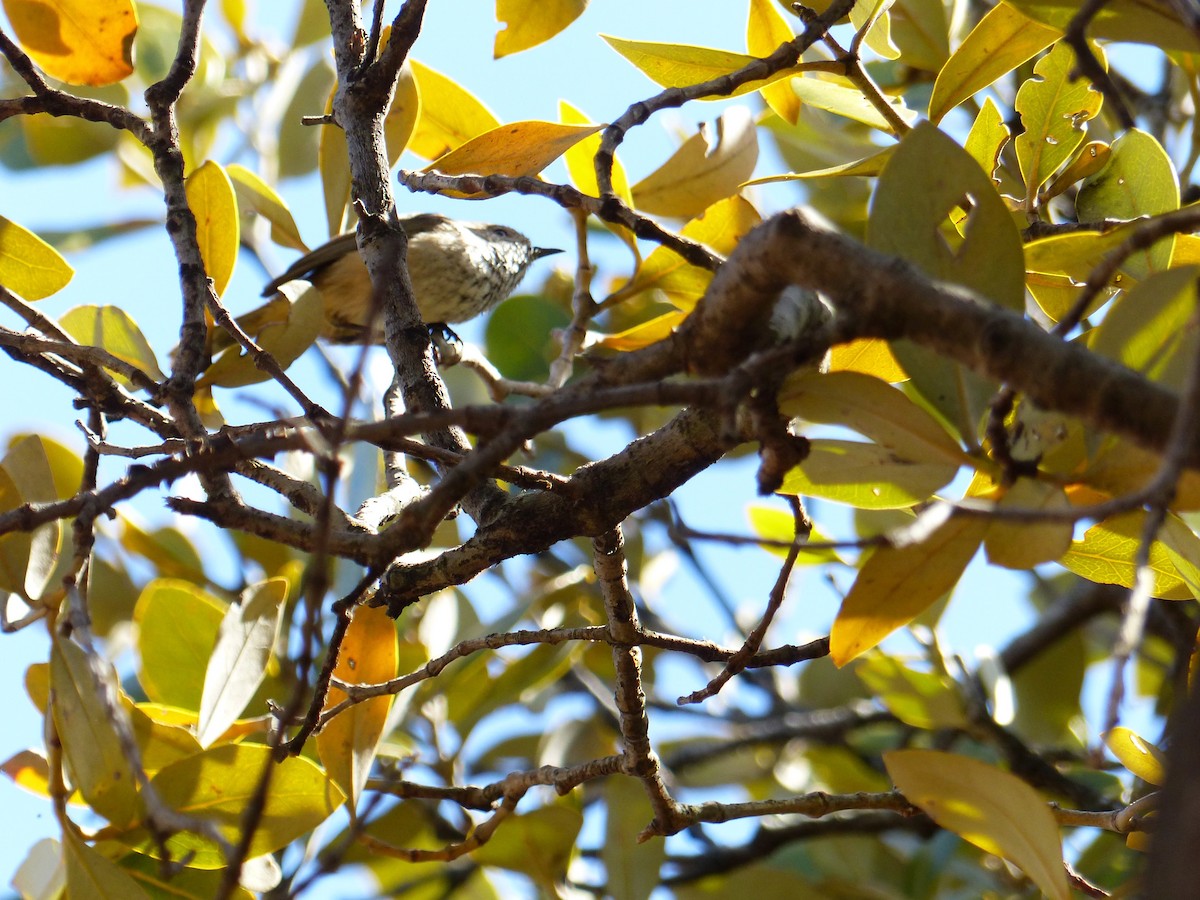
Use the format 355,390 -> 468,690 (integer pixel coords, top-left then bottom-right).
3,0 -> 1200,898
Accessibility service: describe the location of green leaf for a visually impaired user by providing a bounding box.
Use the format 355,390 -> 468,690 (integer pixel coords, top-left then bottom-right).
789,76 -> 917,132
870,122 -> 1025,310
1088,266 -> 1199,390
928,3 -> 1059,123
884,749 -> 1070,900
130,744 -> 345,867
1006,0 -> 1200,53
60,305 -> 166,385
1015,42 -> 1104,200
1060,511 -> 1192,599
830,514 -> 986,665
197,579 -> 287,748
473,803 -> 582,889
1076,129 -> 1179,278
603,777 -> 665,900
780,370 -> 966,465
63,831 -> 151,900
134,578 -> 226,710
0,215 -> 74,300
856,654 -> 967,729
746,503 -> 844,564
779,439 -> 958,509
51,636 -> 143,828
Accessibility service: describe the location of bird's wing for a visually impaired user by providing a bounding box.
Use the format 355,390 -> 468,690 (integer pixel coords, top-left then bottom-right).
261,232 -> 360,296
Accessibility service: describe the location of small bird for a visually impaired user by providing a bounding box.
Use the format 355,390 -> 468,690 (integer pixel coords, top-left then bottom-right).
215,213 -> 560,350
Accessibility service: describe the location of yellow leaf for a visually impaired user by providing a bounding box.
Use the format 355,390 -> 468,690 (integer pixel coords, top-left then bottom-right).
779,439 -> 959,510
745,145 -> 896,184
830,514 -> 985,664
423,120 -> 602,187
317,82 -> 351,237
602,34 -> 802,98
4,0 -> 137,86
318,604 -> 399,805
1082,437 -> 1200,511
631,108 -> 758,218
1059,511 -> 1192,599
185,160 -> 239,297
747,0 -> 800,124
596,310 -> 686,351
829,338 -> 908,382
849,0 -> 900,61
227,164 -> 308,252
494,0 -> 587,58
884,749 -> 1070,900
984,479 -> 1073,569
1105,727 -> 1166,785
0,216 -> 74,300
928,3 -> 1059,123
408,59 -> 501,160
1042,141 -> 1111,202
560,100 -> 637,257
59,304 -> 166,386
201,281 -> 324,388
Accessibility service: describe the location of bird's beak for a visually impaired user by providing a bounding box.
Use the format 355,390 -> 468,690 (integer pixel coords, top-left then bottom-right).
532,247 -> 562,261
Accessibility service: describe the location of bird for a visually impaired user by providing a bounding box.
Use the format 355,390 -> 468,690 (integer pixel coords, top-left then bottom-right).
213,213 -> 560,351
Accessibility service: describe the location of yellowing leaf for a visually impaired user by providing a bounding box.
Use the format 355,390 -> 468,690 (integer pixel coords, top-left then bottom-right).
60,305 -> 166,386
185,160 -> 239,297
984,478 -> 1073,568
746,503 -> 844,564
745,145 -> 896,184
201,280 -> 324,388
830,514 -> 985,665
747,0 -> 800,124
884,749 -> 1070,900
0,436 -> 62,602
495,0 -> 587,57
1042,140 -> 1110,202
829,337 -> 908,382
780,370 -> 966,465
849,0 -> 900,61
134,578 -> 226,710
133,744 -> 344,867
630,107 -> 758,218
964,97 -> 1012,182
0,215 -> 74,300
408,59 -> 501,160
602,34 -> 802,98
779,439 -> 958,510
928,3 -> 1059,123
1059,511 -> 1192,599
424,120 -> 602,187
51,636 -> 143,828
1082,437 -> 1200,511
197,579 -> 287,748
1105,727 -> 1166,785
790,76 -> 917,132
318,604 -> 399,805
4,0 -> 137,85
560,100 -> 630,202
1015,42 -> 1104,199
227,164 -> 308,252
